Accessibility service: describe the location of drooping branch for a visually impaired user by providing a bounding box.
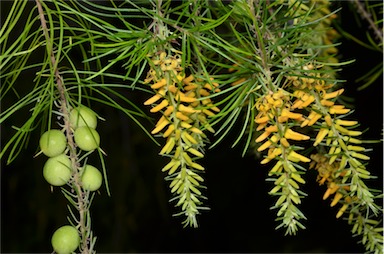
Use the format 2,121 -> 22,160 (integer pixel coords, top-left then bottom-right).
35,0 -> 91,253
351,0 -> 383,43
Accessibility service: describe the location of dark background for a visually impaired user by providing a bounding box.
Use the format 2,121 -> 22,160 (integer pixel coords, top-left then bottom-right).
1,2 -> 382,253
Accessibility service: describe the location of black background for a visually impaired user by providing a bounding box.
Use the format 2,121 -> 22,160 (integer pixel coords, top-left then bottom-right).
1,1 -> 382,253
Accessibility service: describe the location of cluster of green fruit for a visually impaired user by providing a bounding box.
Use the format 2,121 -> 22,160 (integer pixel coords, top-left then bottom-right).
39,106 -> 103,253
39,106 -> 102,190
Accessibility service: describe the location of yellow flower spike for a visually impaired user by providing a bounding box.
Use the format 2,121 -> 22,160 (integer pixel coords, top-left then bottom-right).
288,150 -> 311,163
163,124 -> 175,138
150,78 -> 167,89
323,88 -> 344,99
151,118 -> 169,134
350,152 -> 370,160
255,131 -> 271,143
329,105 -> 350,114
336,203 -> 349,219
335,119 -> 358,126
176,112 -> 190,121
150,99 -> 169,113
314,128 -> 329,146
284,128 -> 310,141
324,115 -> 332,126
330,192 -> 343,207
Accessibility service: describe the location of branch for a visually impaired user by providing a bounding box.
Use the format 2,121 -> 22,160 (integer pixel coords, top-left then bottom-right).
351,0 -> 383,44
35,0 -> 91,253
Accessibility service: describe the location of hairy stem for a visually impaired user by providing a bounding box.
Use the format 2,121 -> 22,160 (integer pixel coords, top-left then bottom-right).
35,0 -> 90,253
351,0 -> 383,43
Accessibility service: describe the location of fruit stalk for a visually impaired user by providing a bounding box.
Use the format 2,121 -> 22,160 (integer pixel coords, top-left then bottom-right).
35,0 -> 92,252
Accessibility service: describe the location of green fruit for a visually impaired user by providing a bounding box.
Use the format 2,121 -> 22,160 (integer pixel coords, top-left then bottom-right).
74,127 -> 100,151
43,154 -> 72,186
81,165 -> 103,191
69,106 -> 97,129
39,130 -> 67,157
51,225 -> 80,254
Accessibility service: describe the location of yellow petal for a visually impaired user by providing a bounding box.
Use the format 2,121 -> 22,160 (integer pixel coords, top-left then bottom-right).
150,79 -> 167,89
323,88 -> 344,100
284,128 -> 310,141
150,99 -> 169,113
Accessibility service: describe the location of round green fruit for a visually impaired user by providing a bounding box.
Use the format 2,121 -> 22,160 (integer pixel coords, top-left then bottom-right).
81,165 -> 103,191
39,129 -> 67,157
69,106 -> 97,129
51,225 -> 80,254
74,127 -> 100,151
43,154 -> 72,186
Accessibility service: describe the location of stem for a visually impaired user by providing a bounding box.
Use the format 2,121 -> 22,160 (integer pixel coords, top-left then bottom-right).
35,0 -> 91,253
351,0 -> 383,43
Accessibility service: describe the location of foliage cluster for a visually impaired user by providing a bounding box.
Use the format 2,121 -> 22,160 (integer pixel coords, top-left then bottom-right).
1,0 -> 382,253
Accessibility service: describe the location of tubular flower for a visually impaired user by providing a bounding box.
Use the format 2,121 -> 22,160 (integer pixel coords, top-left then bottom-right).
310,153 -> 382,251
254,89 -> 311,234
144,50 -> 220,227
